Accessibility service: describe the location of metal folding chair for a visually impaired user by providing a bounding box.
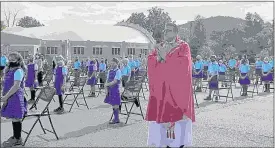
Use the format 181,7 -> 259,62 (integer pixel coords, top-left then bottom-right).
218,72 -> 234,102
110,80 -> 144,124
22,87 -> 58,146
43,72 -> 53,87
95,71 -> 107,97
63,76 -> 89,112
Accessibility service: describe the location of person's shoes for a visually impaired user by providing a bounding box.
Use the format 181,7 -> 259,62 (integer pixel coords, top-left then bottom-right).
2,136 -> 22,147
54,107 -> 63,113
109,119 -> 120,124
56,107 -> 64,114
134,99 -> 140,107
204,96 -> 211,100
27,99 -> 35,104
215,96 -> 218,102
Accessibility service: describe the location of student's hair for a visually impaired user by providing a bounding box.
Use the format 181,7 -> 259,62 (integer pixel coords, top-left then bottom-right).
112,58 -> 120,64
122,58 -> 129,64
5,52 -> 26,73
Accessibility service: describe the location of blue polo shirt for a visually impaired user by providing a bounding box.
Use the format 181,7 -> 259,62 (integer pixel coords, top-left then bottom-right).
262,62 -> 272,72
239,64 -> 250,73
228,59 -> 237,68
128,60 -> 136,70
203,60 -> 210,67
74,61 -> 81,70
194,60 -> 203,70
99,63 -> 106,71
219,64 -> 227,72
14,69 -> 24,81
121,65 -> 131,76
269,60 -> 274,68
208,62 -> 219,75
0,56 -> 8,66
255,60 -> 263,69
135,60 -> 141,68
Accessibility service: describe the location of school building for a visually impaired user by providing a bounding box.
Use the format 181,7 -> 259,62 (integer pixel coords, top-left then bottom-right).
1,22 -> 154,62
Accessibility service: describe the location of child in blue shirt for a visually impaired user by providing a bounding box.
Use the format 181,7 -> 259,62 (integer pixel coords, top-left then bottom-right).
194,55 -> 204,92
104,58 -> 122,124
262,57 -> 273,92
121,58 -> 131,87
98,59 -> 107,88
228,57 -> 237,82
203,57 -> 210,80
73,57 -> 81,86
238,59 -> 250,96
218,60 -> 227,87
205,55 -> 219,102
1,52 -> 27,147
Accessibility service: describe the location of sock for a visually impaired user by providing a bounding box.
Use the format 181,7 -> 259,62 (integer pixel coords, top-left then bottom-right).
58,95 -> 63,108
12,122 -> 16,138
13,121 -> 22,140
31,90 -> 36,100
113,109 -> 119,121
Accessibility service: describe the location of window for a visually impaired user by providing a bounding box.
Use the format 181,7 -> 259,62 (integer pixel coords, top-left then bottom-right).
18,51 -> 29,59
92,47 -> 103,55
73,47 -> 85,55
112,48 -> 120,55
46,47 -> 57,54
141,49 -> 148,55
127,48 -> 135,55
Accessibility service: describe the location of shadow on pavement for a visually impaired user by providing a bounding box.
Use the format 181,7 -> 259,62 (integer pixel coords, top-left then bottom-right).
59,121 -> 134,140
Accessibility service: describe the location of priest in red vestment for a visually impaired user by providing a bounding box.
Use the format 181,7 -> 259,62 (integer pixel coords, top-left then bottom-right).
146,23 -> 195,148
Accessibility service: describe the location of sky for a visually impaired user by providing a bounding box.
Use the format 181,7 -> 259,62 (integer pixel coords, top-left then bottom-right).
1,1 -> 273,26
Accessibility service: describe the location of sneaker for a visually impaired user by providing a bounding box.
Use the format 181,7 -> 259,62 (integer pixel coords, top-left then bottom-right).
109,119 -> 120,124
2,137 -> 22,147
27,99 -> 35,104
53,107 -> 61,112
204,96 -> 211,100
56,107 -> 64,114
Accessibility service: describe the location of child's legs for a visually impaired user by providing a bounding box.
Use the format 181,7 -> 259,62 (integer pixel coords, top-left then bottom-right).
90,85 -> 95,93
11,118 -> 22,140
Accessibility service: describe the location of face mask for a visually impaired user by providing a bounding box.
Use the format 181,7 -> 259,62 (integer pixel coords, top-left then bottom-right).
211,59 -> 215,62
9,61 -> 20,67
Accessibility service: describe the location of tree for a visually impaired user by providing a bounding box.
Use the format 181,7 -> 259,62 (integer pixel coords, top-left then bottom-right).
189,15 -> 206,51
122,7 -> 175,41
2,8 -> 21,27
17,16 -> 45,28
1,21 -> 6,31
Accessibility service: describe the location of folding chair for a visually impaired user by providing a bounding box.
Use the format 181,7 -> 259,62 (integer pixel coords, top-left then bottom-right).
218,72 -> 234,102
43,72 -> 53,87
95,71 -> 107,97
110,80 -> 144,124
134,70 -> 147,100
22,87 -> 58,146
63,76 -> 89,112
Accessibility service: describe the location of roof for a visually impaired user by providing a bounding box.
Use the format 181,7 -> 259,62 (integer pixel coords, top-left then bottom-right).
2,22 -> 150,44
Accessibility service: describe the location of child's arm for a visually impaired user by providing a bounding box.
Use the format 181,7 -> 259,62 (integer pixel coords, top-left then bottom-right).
2,69 -> 24,101
106,70 -> 122,87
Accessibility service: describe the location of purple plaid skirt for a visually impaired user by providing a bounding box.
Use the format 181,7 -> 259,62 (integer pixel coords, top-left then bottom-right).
194,69 -> 203,78
239,73 -> 250,85
87,77 -> 96,85
209,75 -> 218,90
261,72 -> 273,81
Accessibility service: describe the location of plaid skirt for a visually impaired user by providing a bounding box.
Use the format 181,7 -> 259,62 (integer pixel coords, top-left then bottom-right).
194,69 -> 203,78
261,72 -> 273,81
209,75 -> 218,90
239,73 -> 250,85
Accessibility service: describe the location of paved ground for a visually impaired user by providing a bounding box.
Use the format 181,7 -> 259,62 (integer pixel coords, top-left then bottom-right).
1,82 -> 274,147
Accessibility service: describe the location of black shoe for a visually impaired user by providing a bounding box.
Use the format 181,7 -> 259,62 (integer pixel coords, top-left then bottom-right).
109,119 -> 120,124
134,99 -> 140,107
204,96 -> 211,100
215,97 -> 218,102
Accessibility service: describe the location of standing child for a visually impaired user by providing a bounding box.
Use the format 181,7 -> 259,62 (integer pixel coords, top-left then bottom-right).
228,56 -> 237,82
218,60 -> 227,87
25,56 -> 38,104
104,58 -> 122,124
262,57 -> 273,92
53,60 -> 67,114
73,57 -> 81,86
128,55 -> 137,80
205,55 -> 219,102
238,59 -> 250,96
87,59 -> 97,97
121,58 -> 131,88
194,55 -> 204,92
1,52 -> 27,147
98,59 -> 107,88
